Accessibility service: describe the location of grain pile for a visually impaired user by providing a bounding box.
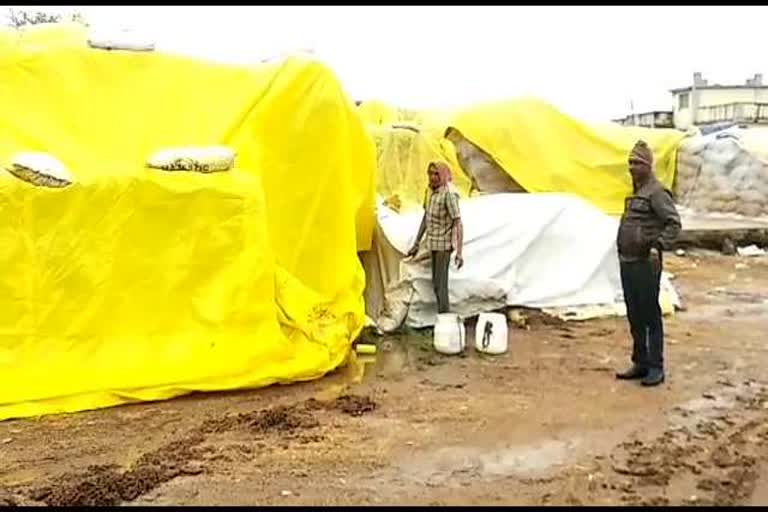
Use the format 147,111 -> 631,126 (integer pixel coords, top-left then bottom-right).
444,127 -> 525,195
676,129 -> 768,218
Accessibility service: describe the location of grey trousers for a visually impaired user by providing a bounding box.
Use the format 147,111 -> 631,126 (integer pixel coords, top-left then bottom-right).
431,250 -> 451,314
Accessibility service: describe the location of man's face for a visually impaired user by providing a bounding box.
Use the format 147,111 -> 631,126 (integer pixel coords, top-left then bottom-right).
628,157 -> 650,183
428,166 -> 441,188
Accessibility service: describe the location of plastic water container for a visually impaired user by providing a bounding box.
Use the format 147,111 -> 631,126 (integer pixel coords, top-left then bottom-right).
475,312 -> 508,355
433,313 -> 466,355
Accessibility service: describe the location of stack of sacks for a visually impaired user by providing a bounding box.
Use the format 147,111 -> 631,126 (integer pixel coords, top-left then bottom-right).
676,129 -> 768,218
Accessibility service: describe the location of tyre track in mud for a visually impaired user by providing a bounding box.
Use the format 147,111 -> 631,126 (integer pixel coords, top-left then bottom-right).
559,379 -> 768,506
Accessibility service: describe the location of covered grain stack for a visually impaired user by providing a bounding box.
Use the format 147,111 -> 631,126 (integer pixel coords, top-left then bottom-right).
0,23 -> 377,421
446,98 -> 685,215
675,127 -> 768,218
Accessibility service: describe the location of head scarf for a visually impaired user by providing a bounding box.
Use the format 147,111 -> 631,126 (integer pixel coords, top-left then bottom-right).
429,161 -> 453,190
629,140 -> 654,170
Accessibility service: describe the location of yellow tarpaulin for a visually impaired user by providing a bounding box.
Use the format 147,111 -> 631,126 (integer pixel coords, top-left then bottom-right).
359,98 -> 687,216
368,124 -> 471,212
0,24 -> 375,421
356,100 -> 399,127
357,102 -> 471,212
450,98 -> 687,215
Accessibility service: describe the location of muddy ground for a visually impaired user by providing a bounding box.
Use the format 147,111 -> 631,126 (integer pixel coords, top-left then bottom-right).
1,250 -> 768,506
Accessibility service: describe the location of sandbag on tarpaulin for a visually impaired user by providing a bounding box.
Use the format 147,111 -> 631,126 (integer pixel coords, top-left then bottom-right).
0,24 -> 376,421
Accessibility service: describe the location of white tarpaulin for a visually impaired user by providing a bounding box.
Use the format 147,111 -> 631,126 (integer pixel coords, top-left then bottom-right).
368,193 -> 679,330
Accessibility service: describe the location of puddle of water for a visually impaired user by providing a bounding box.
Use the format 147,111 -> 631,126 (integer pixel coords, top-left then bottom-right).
707,289 -> 768,303
392,382 -> 768,487
668,382 -> 765,428
314,337 -> 423,401
680,303 -> 768,322
678,395 -> 734,414
372,341 -> 410,378
312,350 -> 378,402
345,351 -> 373,384
480,439 -> 577,476
396,438 -> 580,486
357,336 -> 438,380
312,383 -> 349,403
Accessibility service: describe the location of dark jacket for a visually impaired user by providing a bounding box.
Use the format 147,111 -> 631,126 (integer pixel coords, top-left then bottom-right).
617,178 -> 682,262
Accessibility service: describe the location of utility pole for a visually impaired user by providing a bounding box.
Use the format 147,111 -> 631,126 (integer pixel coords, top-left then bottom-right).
691,78 -> 697,127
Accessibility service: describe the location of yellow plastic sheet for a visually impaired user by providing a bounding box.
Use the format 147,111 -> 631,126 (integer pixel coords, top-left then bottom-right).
359,98 -> 686,216
0,25 -> 375,421
368,124 -> 470,212
357,101 -> 470,212
449,98 -> 686,215
357,100 -> 453,132
356,100 -> 399,126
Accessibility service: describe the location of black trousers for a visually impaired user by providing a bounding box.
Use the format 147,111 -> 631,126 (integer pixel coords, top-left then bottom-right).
431,250 -> 452,314
620,258 -> 664,370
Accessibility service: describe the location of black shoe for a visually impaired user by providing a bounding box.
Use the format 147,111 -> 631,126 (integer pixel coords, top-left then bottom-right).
615,365 -> 648,380
641,368 -> 665,387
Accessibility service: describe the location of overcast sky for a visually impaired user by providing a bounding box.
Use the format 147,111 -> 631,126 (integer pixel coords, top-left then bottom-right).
7,5 -> 768,122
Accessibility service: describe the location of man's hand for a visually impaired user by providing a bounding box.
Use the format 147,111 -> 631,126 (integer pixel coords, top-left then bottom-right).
455,253 -> 464,270
650,247 -> 661,274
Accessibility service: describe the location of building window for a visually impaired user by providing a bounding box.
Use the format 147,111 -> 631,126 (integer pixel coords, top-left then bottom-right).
678,93 -> 690,109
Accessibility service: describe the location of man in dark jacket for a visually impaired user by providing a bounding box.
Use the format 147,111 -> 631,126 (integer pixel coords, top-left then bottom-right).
615,140 -> 682,387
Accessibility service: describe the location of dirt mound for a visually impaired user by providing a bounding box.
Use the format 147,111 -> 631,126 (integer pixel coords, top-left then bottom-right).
611,426 -> 709,487
697,467 -> 759,505
304,394 -> 377,417
25,398 -> 369,506
0,490 -> 14,507
31,435 -> 207,506
30,464 -> 120,506
0,487 -> 43,507
507,308 -> 568,330
333,395 -> 377,417
199,404 -> 319,435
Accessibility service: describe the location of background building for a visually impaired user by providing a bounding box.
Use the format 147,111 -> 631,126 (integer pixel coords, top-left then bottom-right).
614,72 -> 768,130
672,72 -> 768,129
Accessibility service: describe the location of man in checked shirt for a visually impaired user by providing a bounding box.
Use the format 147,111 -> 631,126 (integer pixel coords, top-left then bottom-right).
406,161 -> 464,314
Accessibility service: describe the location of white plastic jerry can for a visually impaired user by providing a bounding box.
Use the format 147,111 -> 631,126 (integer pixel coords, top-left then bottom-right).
475,312 -> 508,355
433,313 -> 466,355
